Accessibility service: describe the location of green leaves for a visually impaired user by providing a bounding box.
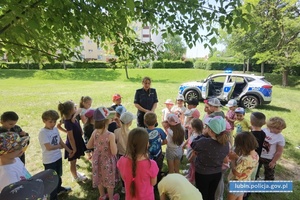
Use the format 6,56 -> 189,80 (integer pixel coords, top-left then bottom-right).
0,0 -> 247,62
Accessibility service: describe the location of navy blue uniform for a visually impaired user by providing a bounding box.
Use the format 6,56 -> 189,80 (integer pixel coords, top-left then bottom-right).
134,88 -> 158,127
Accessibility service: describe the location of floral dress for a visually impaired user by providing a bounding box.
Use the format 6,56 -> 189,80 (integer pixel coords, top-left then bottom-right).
228,152 -> 259,181
92,130 -> 118,188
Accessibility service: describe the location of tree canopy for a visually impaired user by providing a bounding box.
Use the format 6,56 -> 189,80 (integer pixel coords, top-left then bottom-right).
220,0 -> 300,86
159,34 -> 186,60
0,0 -> 246,62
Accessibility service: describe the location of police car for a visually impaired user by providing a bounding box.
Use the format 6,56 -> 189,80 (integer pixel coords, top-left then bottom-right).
178,73 -> 273,109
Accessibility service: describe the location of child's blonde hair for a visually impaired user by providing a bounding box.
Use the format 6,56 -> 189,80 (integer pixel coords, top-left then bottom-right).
267,117 -> 286,130
125,128 -> 149,197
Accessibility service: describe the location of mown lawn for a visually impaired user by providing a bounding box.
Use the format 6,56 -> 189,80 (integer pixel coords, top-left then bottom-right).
0,68 -> 299,199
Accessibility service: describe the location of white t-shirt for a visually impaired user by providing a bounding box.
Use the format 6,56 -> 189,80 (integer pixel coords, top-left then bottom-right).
162,108 -> 172,121
166,127 -> 184,148
80,108 -> 87,116
0,158 -> 31,193
171,105 -> 187,116
261,128 -> 285,159
38,127 -> 62,164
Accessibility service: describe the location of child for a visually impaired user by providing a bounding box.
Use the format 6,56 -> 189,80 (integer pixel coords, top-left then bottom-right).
87,107 -> 119,200
58,100 -> 87,182
227,132 -> 259,200
38,110 -> 72,199
184,108 -> 200,140
171,94 -> 187,125
207,98 -> 225,118
114,111 -> 135,193
115,105 -> 127,128
202,100 -> 213,122
83,109 -> 95,160
191,116 -> 229,200
225,99 -> 238,145
234,107 -> 251,135
158,173 -> 202,200
144,112 -> 167,184
243,112 -> 266,199
183,118 -> 203,184
184,99 -> 200,139
162,99 -> 174,121
164,113 -> 185,174
0,111 -> 29,165
83,109 -> 95,145
108,107 -> 119,133
0,132 -> 31,192
250,112 -> 266,158
117,128 -> 159,200
256,117 -> 286,180
114,111 -> 134,157
72,96 -> 93,124
111,94 -> 122,110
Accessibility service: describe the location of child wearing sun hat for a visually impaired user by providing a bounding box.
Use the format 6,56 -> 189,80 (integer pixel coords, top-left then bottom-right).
86,107 -> 120,200
164,114 -> 185,174
0,132 -> 31,193
162,99 -> 175,121
171,94 -> 187,124
234,107 -> 251,135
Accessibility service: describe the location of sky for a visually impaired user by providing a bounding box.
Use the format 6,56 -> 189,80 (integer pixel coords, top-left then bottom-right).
185,41 -> 226,58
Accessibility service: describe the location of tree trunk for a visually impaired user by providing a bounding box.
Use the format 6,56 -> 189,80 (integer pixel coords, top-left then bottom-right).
63,60 -> 66,70
261,62 -> 264,76
247,58 -> 250,71
243,59 -> 246,73
282,69 -> 288,87
125,63 -> 129,79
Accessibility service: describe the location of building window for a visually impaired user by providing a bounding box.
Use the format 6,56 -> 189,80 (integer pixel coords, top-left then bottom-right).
88,49 -> 93,52
97,47 -> 101,50
88,40 -> 93,43
97,55 -> 102,60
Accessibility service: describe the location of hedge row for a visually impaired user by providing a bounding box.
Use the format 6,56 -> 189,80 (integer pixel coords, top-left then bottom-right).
194,61 -> 276,73
1,61 -> 300,75
0,62 -> 109,69
152,60 -> 193,69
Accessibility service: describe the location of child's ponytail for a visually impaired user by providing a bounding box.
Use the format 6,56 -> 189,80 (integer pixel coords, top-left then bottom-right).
125,128 -> 149,198
130,148 -> 137,197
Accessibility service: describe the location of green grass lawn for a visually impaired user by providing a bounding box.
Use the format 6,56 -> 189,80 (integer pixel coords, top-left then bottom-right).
0,68 -> 299,199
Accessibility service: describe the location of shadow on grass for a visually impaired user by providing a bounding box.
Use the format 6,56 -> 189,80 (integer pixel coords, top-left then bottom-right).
0,69 -> 122,81
259,105 -> 291,112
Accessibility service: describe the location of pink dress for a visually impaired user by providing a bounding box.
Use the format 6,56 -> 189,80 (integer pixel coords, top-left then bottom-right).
92,130 -> 118,188
117,156 -> 159,200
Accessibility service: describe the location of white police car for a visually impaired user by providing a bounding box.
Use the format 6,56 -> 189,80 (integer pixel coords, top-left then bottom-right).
178,73 -> 272,109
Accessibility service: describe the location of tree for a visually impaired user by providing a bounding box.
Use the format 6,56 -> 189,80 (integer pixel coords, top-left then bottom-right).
0,0 -> 247,64
221,0 -> 300,86
160,34 -> 186,60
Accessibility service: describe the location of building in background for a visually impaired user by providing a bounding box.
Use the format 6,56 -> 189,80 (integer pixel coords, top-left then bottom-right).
80,23 -> 163,61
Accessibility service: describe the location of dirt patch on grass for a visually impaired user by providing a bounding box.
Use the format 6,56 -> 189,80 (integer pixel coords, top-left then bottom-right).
277,157 -> 300,181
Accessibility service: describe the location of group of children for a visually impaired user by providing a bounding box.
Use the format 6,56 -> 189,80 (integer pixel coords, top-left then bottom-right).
0,93 -> 287,200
